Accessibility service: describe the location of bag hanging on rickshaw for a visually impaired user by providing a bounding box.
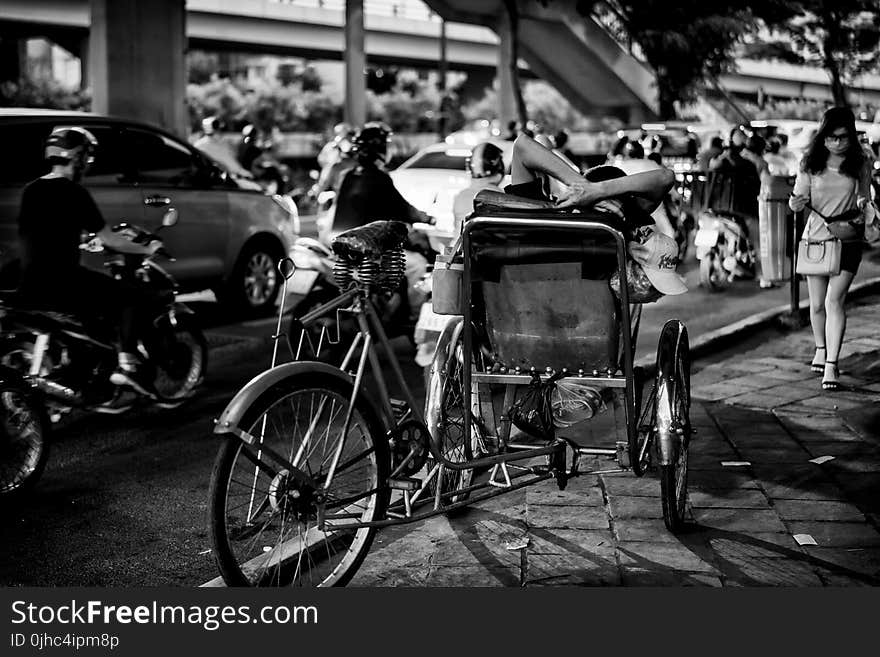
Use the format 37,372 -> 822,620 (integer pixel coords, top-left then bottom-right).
508,371 -> 564,441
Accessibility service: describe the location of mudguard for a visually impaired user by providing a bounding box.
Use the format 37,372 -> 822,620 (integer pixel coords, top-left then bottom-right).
425,316 -> 464,441
213,361 -> 354,435
654,319 -> 689,465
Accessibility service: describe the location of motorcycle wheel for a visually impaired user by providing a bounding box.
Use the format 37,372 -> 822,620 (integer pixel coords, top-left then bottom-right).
699,250 -> 727,292
0,380 -> 50,497
150,323 -> 207,406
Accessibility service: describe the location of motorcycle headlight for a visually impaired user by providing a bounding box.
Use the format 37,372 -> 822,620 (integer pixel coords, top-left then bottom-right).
272,194 -> 300,233
291,246 -> 320,270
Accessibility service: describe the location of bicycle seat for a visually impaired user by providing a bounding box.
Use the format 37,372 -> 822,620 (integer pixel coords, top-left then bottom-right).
331,220 -> 409,262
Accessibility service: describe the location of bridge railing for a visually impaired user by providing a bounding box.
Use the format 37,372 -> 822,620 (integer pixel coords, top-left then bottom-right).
270,0 -> 440,22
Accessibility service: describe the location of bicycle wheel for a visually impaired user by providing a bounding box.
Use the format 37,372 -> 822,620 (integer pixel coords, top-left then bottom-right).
424,332 -> 474,505
210,371 -> 389,586
656,321 -> 691,532
0,381 -> 50,497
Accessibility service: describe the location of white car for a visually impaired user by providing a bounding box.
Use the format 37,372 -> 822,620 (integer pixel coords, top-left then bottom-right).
390,140 -> 514,249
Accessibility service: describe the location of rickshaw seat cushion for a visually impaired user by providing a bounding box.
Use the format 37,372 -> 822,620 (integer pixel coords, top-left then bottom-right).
472,189 -> 634,228
331,220 -> 409,261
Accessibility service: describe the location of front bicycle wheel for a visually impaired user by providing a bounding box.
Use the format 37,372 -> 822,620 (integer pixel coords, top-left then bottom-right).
210,371 -> 389,586
656,321 -> 691,532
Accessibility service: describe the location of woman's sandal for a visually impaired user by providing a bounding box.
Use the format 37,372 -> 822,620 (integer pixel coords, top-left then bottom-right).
809,346 -> 826,374
822,360 -> 840,391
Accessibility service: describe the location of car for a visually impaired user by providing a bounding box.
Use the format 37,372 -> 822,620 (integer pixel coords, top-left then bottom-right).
389,139 -> 514,248
0,109 -> 299,315
617,122 -> 701,172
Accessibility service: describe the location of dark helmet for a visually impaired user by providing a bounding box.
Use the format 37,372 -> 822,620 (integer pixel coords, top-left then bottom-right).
44,126 -> 98,166
467,142 -> 505,178
353,122 -> 391,163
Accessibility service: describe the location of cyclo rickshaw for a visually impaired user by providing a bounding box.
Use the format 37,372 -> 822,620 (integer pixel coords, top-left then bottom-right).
207,190 -> 692,587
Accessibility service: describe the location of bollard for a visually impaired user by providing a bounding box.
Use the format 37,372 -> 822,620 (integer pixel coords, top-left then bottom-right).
779,209 -> 807,329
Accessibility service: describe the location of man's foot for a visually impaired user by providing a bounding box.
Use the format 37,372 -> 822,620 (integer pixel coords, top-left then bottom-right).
810,346 -> 826,374
110,367 -> 157,399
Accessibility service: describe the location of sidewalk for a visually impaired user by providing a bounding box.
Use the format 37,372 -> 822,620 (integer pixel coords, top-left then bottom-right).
350,293 -> 880,587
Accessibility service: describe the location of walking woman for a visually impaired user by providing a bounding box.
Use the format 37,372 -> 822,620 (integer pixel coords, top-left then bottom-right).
789,107 -> 873,391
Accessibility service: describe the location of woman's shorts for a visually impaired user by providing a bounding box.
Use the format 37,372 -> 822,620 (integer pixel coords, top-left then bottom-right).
840,240 -> 863,275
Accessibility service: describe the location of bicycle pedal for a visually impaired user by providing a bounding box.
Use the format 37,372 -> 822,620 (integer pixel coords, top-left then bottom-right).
389,477 -> 421,491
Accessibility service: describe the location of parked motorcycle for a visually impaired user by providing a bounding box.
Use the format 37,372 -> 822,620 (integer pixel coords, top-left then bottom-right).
0,209 -> 207,421
694,210 -> 756,291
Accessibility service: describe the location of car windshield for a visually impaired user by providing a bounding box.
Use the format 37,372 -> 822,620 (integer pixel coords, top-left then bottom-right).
403,151 -> 468,170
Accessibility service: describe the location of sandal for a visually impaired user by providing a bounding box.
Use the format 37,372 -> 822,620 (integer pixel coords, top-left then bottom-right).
822,360 -> 840,391
809,346 -> 826,374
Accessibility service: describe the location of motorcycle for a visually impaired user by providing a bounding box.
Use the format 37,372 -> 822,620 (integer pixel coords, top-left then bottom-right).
0,209 -> 207,421
0,365 -> 51,497
694,210 -> 756,291
238,125 -> 293,196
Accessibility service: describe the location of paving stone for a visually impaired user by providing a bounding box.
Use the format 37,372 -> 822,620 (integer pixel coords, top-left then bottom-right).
803,441 -> 880,459
763,482 -> 848,502
786,521 -> 880,548
835,474 -> 880,513
689,489 -> 769,509
608,495 -> 665,519
616,541 -> 719,573
526,528 -> 616,557
802,547 -> 880,583
759,368 -> 817,383
717,555 -> 825,586
613,519 -> 681,543
429,534 -> 519,568
525,553 -> 620,586
772,499 -> 866,522
525,480 -> 605,506
598,474 -> 660,497
735,446 -> 814,464
424,564 -> 521,587
350,564 -> 429,587
527,504 -> 610,530
694,381 -> 757,402
826,458 -> 880,474
723,373 -> 795,391
689,470 -> 760,489
692,508 -> 788,533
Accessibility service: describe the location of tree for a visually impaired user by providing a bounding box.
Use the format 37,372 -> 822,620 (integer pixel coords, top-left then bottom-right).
580,1 -> 798,119
763,1 -> 880,107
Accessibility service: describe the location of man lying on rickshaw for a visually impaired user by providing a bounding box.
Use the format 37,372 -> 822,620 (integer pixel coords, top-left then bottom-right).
497,133 -> 688,301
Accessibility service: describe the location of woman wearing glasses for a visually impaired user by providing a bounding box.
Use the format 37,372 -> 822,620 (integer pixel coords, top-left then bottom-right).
789,107 -> 872,391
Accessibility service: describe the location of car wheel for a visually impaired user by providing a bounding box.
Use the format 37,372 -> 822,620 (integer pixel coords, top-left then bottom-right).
221,243 -> 282,316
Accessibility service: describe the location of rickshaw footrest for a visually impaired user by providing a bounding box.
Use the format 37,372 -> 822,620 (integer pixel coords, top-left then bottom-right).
389,477 -> 420,491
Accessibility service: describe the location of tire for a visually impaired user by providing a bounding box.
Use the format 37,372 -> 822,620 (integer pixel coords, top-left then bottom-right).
221,242 -> 283,316
699,249 -> 726,292
424,337 -> 475,506
656,322 -> 691,533
149,322 -> 208,405
0,381 -> 50,497
209,371 -> 389,587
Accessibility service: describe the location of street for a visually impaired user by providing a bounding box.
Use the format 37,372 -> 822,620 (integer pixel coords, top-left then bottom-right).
2,244 -> 879,586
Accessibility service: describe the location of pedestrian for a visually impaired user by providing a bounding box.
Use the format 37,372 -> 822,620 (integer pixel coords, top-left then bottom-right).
789,106 -> 873,391
697,136 -> 723,172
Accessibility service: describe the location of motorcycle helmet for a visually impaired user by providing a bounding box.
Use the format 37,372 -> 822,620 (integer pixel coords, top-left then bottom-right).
467,142 -> 505,178
44,126 -> 98,166
353,122 -> 392,164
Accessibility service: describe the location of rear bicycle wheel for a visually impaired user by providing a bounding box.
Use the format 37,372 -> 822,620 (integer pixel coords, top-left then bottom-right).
656,321 -> 691,532
424,322 -> 476,506
209,371 -> 389,586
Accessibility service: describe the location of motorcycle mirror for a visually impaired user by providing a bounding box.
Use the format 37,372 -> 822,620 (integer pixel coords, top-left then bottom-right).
278,257 -> 296,280
309,169 -> 319,181
162,207 -> 179,228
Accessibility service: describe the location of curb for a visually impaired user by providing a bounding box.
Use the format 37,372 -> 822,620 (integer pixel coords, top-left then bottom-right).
634,275 -> 880,375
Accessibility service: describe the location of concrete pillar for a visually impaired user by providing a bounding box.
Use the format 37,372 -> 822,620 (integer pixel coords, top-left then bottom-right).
89,0 -> 187,137
343,0 -> 366,127
496,11 -> 517,131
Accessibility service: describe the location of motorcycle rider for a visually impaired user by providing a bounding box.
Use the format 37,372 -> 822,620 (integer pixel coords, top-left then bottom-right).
334,122 -> 434,313
312,123 -> 357,198
193,116 -> 251,178
17,126 -> 162,397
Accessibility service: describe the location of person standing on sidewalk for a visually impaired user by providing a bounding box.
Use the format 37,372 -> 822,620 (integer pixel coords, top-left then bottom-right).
789,107 -> 873,391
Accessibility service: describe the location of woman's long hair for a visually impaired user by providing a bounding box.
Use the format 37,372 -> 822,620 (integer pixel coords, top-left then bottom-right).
803,106 -> 865,179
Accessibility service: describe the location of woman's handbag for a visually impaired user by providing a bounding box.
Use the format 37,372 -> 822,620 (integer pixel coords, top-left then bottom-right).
796,237 -> 842,276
